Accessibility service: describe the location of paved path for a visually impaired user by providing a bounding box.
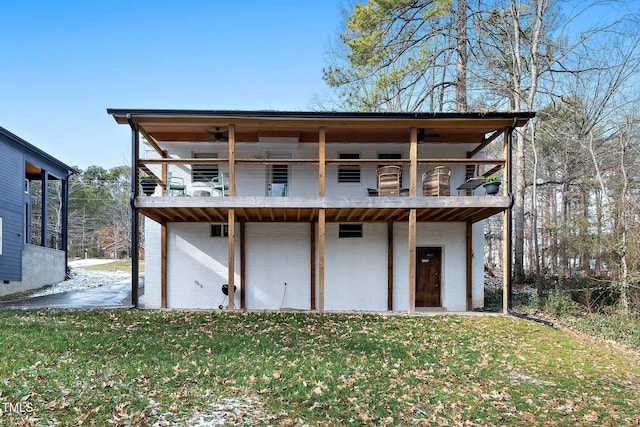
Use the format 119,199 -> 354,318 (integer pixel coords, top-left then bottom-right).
0,277 -> 143,309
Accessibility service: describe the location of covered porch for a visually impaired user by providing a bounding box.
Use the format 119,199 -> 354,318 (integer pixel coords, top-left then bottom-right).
108,109 -> 534,313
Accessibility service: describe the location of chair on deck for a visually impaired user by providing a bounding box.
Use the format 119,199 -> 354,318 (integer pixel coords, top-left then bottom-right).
210,172 -> 230,196
422,166 -> 451,196
167,173 -> 187,196
377,166 -> 402,196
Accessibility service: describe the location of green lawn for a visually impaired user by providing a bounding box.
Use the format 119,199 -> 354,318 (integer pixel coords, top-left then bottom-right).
82,259 -> 143,273
0,311 -> 638,426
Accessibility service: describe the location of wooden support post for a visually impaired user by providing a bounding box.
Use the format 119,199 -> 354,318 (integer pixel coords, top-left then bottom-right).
310,221 -> 316,310
161,151 -> 168,196
240,220 -> 245,309
161,222 -> 167,308
408,209 -> 416,314
503,210 -> 509,314
410,127 -> 418,197
466,220 -> 473,311
318,209 -> 325,313
228,125 -> 235,196
319,126 -> 326,197
502,129 -> 510,314
387,221 -> 394,311
228,209 -> 235,310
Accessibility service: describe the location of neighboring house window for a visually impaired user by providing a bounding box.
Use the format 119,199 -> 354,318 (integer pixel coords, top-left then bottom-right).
378,153 -> 403,187
339,223 -> 363,238
193,152 -> 218,183
338,153 -> 360,183
210,224 -> 228,237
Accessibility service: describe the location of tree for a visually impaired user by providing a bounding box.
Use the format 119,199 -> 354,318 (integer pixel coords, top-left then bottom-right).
323,0 -> 469,112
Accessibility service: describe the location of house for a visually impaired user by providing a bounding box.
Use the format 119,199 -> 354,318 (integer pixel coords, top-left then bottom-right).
108,109 -> 534,313
0,126 -> 73,296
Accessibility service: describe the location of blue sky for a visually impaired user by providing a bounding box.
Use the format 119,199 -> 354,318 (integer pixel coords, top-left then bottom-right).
1,1 -> 637,170
1,1 -> 345,169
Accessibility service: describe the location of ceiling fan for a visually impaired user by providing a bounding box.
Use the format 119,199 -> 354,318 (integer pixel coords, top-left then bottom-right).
205,127 -> 228,142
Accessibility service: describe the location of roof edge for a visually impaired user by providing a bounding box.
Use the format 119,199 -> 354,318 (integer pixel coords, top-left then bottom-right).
107,108 -> 535,121
0,126 -> 75,174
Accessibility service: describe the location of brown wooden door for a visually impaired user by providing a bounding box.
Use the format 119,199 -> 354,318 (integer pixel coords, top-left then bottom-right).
416,247 -> 442,307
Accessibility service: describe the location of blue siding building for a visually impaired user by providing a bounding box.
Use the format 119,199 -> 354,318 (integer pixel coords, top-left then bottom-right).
0,126 -> 73,295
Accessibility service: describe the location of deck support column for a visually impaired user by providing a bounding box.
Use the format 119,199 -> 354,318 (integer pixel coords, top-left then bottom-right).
228,209 -> 235,310
466,219 -> 473,311
310,221 -> 316,310
318,209 -> 325,313
387,221 -> 393,311
240,221 -> 245,309
161,221 -> 167,308
502,128 -> 511,314
408,209 -> 416,314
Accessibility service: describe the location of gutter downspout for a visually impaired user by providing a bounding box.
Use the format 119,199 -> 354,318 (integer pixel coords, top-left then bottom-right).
127,114 -> 139,309
506,117 -> 553,327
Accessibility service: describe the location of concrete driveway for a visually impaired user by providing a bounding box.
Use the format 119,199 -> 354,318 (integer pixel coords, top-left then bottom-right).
0,276 -> 143,309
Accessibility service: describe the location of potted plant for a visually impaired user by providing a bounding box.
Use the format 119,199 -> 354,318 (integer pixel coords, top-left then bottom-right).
140,176 -> 158,196
482,175 -> 502,195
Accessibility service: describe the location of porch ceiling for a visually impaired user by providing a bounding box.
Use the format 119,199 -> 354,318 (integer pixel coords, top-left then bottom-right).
109,109 -> 534,145
136,196 -> 509,224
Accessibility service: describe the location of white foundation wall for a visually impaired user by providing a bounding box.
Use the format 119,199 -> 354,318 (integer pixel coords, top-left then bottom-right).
143,218 -> 162,308
392,222 -> 468,312
155,222 -> 241,309
472,221 -> 485,308
245,223 -> 310,310
322,223 -> 388,311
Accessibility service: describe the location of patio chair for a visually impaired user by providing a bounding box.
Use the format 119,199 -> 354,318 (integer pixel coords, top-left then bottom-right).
377,166 -> 402,196
211,172 -> 230,196
422,166 -> 451,196
167,173 -> 187,196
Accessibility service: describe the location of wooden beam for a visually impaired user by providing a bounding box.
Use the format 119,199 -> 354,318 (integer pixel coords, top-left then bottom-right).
469,128 -> 504,158
410,127 -> 418,197
240,221 -> 245,310
319,126 -> 326,197
228,209 -> 235,310
466,220 -> 473,311
310,221 -> 316,310
228,124 -> 235,196
139,127 -> 166,158
318,209 -> 325,313
388,221 -> 393,311
408,209 -> 416,314
161,221 -> 167,308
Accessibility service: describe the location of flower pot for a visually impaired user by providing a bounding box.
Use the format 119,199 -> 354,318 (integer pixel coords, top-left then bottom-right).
483,181 -> 501,195
140,179 -> 157,196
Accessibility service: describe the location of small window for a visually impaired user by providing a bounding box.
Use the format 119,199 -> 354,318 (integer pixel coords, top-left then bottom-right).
193,153 -> 219,183
210,224 -> 228,237
338,153 -> 360,183
339,223 -> 363,238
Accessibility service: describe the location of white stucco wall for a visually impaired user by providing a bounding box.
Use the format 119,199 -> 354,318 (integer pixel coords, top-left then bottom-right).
245,223 -> 310,310
472,221 -> 485,308
322,223 -> 389,311
148,141 -> 478,199
143,217 -> 162,308
144,220 -> 241,309
144,219 -> 481,312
